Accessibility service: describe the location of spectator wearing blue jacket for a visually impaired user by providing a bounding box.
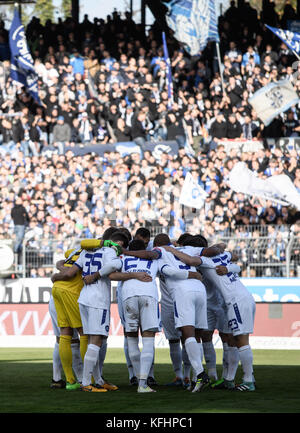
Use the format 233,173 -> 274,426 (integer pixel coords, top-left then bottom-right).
70,49 -> 85,76
241,45 -> 260,69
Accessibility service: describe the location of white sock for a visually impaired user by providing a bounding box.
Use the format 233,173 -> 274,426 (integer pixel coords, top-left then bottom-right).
98,340 -> 107,378
225,346 -> 239,381
203,341 -> 218,380
148,356 -> 155,379
71,343 -> 83,382
82,344 -> 100,387
53,342 -> 62,381
222,342 -> 229,379
198,342 -> 204,362
169,342 -> 183,379
139,337 -> 155,387
182,344 -> 191,379
184,337 -> 204,377
192,368 -> 197,382
238,345 -> 254,383
124,337 -> 134,379
127,337 -> 140,378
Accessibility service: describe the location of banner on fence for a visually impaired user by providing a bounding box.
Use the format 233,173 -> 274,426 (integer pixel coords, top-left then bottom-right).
1,278 -> 300,304
62,137 -> 300,160
0,304 -> 299,350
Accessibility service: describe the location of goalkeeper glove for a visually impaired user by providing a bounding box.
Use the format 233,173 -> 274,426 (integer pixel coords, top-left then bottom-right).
103,240 -> 123,256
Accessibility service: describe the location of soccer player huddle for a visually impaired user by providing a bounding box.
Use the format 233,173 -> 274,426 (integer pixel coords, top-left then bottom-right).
49,226 -> 256,393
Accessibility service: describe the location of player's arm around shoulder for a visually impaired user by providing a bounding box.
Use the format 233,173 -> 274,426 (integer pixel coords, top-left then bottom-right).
81,239 -> 122,256
51,264 -> 80,282
109,271 -> 153,282
55,260 -> 66,271
80,238 -> 102,249
230,252 -> 239,262
121,248 -> 160,260
83,248 -> 122,285
160,263 -> 202,281
187,271 -> 203,281
201,243 -> 226,257
215,251 -> 241,275
51,248 -> 86,282
162,246 -> 202,267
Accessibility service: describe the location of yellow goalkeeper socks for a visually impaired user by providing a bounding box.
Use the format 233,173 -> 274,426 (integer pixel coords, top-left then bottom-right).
80,335 -> 88,362
59,335 -> 76,384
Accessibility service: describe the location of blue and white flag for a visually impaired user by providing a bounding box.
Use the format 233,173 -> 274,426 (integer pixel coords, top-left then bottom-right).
249,79 -> 299,126
165,0 -> 219,56
179,172 -> 208,209
266,24 -> 300,54
229,162 -> 300,210
162,32 -> 174,109
9,8 -> 41,104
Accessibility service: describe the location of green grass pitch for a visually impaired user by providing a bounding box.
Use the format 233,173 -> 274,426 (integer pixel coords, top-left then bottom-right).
0,348 -> 299,413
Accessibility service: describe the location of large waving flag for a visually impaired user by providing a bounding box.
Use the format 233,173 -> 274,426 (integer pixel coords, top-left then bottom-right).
266,25 -> 300,55
9,8 -> 41,104
179,172 -> 208,209
229,162 -> 300,210
165,0 -> 219,55
162,32 -> 174,109
249,79 -> 299,126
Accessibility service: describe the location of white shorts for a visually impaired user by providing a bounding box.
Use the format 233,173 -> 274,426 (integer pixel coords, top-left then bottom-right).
226,294 -> 256,336
123,295 -> 161,333
174,290 -> 207,330
79,303 -> 110,336
161,302 -> 181,341
207,302 -> 231,334
49,295 -> 79,339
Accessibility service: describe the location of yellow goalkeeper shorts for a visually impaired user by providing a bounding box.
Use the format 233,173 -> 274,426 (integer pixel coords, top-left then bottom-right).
52,286 -> 82,329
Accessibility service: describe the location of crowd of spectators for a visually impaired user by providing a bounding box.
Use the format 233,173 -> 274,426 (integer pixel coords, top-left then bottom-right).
0,1 -> 300,277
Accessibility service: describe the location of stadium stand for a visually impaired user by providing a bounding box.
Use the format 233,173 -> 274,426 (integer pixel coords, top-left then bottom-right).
0,2 -> 299,278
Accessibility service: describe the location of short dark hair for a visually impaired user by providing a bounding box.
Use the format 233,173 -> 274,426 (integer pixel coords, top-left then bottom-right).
110,231 -> 129,248
177,232 -> 192,246
102,226 -> 118,241
154,233 -> 170,247
129,239 -> 145,251
135,227 -> 151,240
118,227 -> 132,242
183,234 -> 208,248
194,234 -> 208,247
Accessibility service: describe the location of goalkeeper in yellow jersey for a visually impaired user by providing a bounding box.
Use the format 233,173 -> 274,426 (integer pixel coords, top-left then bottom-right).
51,236 -> 121,390
51,247 -> 86,390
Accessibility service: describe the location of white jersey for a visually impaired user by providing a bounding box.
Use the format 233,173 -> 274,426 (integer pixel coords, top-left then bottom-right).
155,246 -> 206,297
146,239 -> 154,251
199,252 -> 249,304
154,248 -> 180,308
177,245 -> 223,306
121,255 -> 159,301
76,247 -> 122,309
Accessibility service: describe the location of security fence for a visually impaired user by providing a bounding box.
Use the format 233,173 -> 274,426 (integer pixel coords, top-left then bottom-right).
214,228 -> 298,278
1,224 -> 299,278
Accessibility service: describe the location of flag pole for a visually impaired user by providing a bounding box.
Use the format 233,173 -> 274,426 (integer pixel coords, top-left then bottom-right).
216,42 -> 225,94
14,2 -> 21,15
